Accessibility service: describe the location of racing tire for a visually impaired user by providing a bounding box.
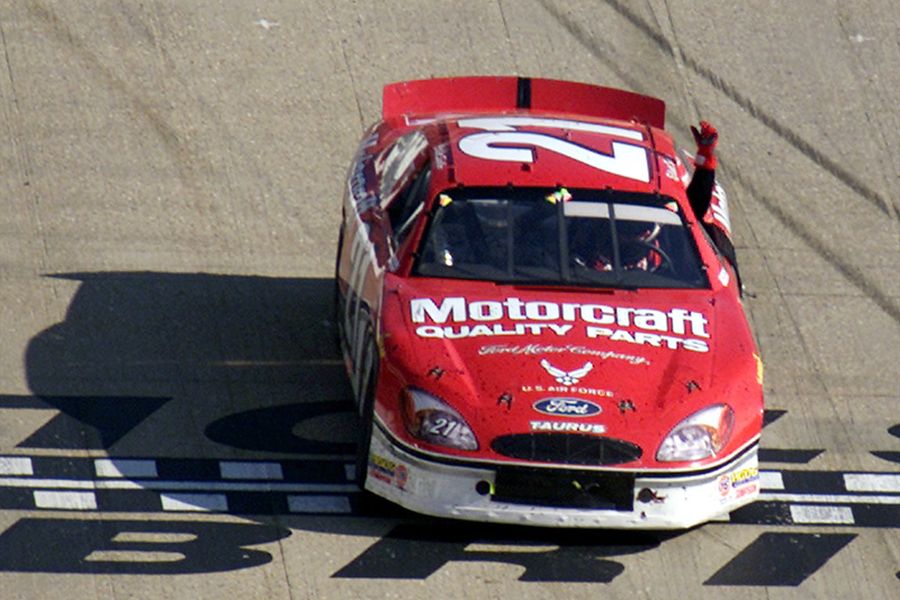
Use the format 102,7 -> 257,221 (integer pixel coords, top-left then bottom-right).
332,223 -> 346,357
353,332 -> 379,489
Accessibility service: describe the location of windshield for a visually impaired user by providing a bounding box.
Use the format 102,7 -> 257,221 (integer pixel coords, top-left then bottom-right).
414,187 -> 708,289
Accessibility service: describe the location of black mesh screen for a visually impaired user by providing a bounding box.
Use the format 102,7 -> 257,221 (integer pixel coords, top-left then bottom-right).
491,433 -> 642,466
492,466 -> 634,510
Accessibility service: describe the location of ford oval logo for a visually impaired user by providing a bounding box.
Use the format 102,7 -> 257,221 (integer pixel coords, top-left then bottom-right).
532,398 -> 602,417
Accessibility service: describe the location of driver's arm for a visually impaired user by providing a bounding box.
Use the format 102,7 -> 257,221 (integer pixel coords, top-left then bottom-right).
686,121 -> 718,219
687,168 -> 715,219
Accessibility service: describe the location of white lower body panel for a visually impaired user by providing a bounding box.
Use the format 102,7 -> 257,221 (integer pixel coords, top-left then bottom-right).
364,427 -> 759,530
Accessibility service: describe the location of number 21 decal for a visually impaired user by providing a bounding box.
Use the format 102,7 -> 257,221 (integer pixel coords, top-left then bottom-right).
457,117 -> 650,183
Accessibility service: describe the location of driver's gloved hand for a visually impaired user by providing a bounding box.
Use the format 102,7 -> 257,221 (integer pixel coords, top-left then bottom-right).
691,121 -> 718,170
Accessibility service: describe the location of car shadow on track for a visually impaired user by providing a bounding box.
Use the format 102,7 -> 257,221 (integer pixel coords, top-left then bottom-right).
24,271 -> 354,455
14,271 -> 682,578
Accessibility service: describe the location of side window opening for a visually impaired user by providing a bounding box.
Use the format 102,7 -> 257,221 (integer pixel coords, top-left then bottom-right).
379,130 -> 429,199
386,162 -> 431,247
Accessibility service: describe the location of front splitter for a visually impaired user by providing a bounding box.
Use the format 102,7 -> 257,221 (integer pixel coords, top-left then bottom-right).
363,427 -> 759,529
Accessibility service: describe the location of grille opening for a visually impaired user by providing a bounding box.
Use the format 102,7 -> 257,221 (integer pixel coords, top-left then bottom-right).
492,466 -> 634,510
491,433 -> 642,466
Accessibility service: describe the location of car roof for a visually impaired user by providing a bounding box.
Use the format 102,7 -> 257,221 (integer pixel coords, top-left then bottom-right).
413,113 -> 679,196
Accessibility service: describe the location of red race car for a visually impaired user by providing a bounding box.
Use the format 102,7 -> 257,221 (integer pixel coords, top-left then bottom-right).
335,77 -> 763,529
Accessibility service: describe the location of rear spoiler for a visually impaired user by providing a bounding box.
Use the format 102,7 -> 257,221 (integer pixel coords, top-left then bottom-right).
382,76 -> 665,128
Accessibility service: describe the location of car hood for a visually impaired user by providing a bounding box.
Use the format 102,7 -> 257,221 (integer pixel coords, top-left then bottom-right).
381,277 -> 758,466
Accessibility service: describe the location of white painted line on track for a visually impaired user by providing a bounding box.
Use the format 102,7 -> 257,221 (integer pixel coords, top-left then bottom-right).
219,461 -> 284,480
276,454 -> 356,461
0,477 -> 358,493
161,493 -> 228,512
759,470 -> 784,490
790,504 -> 855,524
844,473 -> 900,493
33,490 -> 97,510
759,492 -> 900,505
95,459 -> 158,478
287,495 -> 352,513
0,457 -> 33,475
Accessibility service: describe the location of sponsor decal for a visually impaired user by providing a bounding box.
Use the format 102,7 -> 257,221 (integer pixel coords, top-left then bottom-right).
377,130 -> 428,199
735,482 -> 759,499
710,183 -> 732,234
369,454 -> 408,490
676,154 -> 692,186
433,142 -> 450,171
410,298 -> 709,336
719,467 -> 760,499
478,343 -> 650,366
349,132 -> 379,213
730,467 -> 759,487
584,327 -> 709,352
369,454 -> 395,483
415,322 -> 574,338
540,359 -> 592,385
522,384 -> 612,397
729,467 -> 760,499
530,421 -> 607,435
718,474 -> 731,497
410,297 -> 710,352
533,398 -> 602,417
394,464 -> 409,490
662,157 -> 678,181
718,268 -> 730,287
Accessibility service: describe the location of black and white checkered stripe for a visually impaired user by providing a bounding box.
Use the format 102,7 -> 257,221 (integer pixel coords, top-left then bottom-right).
0,455 -> 896,526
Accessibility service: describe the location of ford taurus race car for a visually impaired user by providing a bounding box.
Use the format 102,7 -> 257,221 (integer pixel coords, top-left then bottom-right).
335,77 -> 763,529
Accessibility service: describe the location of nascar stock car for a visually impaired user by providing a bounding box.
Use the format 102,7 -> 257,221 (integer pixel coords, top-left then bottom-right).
334,76 -> 763,529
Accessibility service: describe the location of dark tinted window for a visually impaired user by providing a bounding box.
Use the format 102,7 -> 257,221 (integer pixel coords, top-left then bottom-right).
386,163 -> 431,246
414,187 -> 708,289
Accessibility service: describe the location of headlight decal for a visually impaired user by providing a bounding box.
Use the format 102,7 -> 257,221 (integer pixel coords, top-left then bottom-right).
656,404 -> 734,462
401,388 -> 478,451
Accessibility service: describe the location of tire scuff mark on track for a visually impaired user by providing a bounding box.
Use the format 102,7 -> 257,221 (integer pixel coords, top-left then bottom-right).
24,0 -> 214,193
544,0 -> 895,217
538,0 -> 900,324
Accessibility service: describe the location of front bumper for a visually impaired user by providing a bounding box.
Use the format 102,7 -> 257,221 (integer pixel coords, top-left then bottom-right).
365,426 -> 759,529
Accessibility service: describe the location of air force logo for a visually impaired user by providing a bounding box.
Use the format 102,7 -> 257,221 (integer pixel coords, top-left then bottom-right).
540,359 -> 593,386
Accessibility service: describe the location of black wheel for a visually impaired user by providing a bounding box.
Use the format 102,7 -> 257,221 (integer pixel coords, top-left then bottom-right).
354,333 -> 379,488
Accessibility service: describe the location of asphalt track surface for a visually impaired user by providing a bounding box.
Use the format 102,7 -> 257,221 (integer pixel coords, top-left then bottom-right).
0,1 -> 897,598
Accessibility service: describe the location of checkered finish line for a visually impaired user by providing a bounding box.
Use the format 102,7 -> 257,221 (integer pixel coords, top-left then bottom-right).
0,455 -> 896,526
